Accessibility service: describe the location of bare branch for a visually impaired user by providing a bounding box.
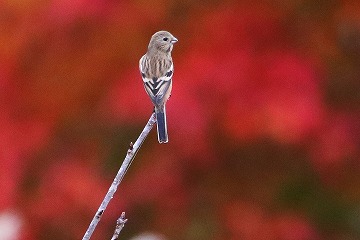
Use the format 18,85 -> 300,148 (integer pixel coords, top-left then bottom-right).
82,113 -> 157,240
111,212 -> 128,240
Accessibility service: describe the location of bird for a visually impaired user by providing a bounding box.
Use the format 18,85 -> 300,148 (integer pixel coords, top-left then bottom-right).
139,31 -> 178,143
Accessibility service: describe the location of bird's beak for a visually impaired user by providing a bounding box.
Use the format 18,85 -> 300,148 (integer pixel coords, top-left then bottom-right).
171,37 -> 178,43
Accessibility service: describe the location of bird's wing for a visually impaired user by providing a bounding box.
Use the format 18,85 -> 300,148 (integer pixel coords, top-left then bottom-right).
140,56 -> 173,106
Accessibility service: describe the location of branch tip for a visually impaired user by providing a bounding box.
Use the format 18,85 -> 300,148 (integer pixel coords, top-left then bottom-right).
111,212 -> 128,240
117,212 -> 127,224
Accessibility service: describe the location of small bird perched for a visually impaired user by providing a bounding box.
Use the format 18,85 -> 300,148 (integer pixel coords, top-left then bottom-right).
139,31 -> 178,143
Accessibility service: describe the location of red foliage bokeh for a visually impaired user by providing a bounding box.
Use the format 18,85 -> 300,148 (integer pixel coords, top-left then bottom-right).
1,0 -> 360,239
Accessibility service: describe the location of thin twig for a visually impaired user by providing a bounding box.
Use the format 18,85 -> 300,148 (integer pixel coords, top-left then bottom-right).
111,212 -> 128,240
82,113 -> 157,240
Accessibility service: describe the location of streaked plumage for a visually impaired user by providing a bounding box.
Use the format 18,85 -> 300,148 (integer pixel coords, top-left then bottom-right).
139,31 -> 178,143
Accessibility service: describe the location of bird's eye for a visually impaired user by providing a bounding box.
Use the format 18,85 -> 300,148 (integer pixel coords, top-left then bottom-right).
163,37 -> 168,41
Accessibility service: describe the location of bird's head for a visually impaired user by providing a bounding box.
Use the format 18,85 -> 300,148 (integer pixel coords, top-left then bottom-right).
148,31 -> 178,53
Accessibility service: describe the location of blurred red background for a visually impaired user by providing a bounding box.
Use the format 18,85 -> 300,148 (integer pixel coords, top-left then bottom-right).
1,0 -> 360,239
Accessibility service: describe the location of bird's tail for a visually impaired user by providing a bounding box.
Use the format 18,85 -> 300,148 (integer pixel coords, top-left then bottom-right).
155,105 -> 168,143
